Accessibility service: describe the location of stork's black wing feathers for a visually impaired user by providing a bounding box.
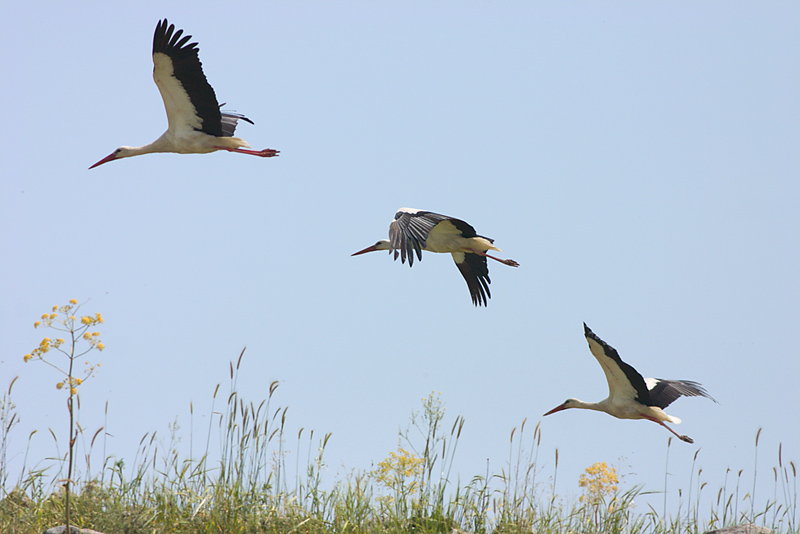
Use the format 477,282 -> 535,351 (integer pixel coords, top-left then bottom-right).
174,32 -> 193,50
153,19 -> 223,137
390,210 -> 450,266
647,379 -> 717,409
454,253 -> 491,306
583,323 -> 651,404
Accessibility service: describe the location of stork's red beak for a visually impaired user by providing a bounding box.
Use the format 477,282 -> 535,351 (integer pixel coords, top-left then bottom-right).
89,152 -> 116,169
351,244 -> 378,256
543,403 -> 567,416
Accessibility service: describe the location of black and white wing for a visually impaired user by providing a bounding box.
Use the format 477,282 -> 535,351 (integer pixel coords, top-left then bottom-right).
583,323 -> 651,404
645,378 -> 717,409
453,252 -> 491,306
388,208 -> 451,266
152,19 -> 223,137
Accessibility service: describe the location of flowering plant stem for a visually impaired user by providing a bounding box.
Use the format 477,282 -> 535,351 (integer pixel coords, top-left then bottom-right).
65,328 -> 76,532
23,300 -> 104,533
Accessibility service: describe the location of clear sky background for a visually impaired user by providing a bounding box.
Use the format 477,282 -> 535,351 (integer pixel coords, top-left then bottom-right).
2,0 -> 799,523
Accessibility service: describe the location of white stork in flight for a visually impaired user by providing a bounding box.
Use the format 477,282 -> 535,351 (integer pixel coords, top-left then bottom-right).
90,19 -> 279,169
352,208 -> 519,306
544,323 -> 716,444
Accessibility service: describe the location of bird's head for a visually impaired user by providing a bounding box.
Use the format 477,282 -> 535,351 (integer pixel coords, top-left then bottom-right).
89,147 -> 135,169
351,239 -> 391,256
543,398 -> 580,416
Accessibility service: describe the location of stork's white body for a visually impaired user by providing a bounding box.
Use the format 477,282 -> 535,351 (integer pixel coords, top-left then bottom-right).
544,323 -> 715,443
422,220 -> 500,255
566,396 -> 679,424
90,19 -> 278,169
115,128 -> 248,159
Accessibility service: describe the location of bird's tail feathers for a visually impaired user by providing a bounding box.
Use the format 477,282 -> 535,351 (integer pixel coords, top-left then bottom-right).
475,235 -> 500,252
651,406 -> 681,424
215,136 -> 251,150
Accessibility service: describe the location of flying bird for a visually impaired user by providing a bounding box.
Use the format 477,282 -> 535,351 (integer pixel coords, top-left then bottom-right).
90,19 -> 279,169
543,323 -> 716,444
352,208 -> 519,306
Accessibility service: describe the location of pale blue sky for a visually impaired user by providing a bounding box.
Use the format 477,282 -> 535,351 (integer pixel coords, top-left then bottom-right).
2,0 -> 799,522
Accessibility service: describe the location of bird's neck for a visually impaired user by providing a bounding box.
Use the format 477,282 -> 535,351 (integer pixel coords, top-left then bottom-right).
571,398 -> 609,413
121,135 -> 173,158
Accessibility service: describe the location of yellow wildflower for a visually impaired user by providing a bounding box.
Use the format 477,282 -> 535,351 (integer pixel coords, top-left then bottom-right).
41,314 -> 49,320
373,447 -> 423,492
56,382 -> 64,390
70,388 -> 77,395
95,313 -> 104,323
34,321 -> 41,328
69,315 -> 75,321
24,354 -> 32,362
69,299 -> 78,305
52,306 -> 58,312
83,332 -> 92,340
97,343 -> 105,351
81,316 -> 91,325
92,332 -> 100,337
579,462 -> 618,504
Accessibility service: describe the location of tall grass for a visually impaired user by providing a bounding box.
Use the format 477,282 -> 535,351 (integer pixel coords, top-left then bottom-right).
1,355 -> 797,534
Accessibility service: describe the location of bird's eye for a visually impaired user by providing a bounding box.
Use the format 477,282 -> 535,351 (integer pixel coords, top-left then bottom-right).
114,148 -> 122,155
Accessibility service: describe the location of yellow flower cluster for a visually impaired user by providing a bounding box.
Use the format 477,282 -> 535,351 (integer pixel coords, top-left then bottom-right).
23,300 -> 105,393
80,313 -> 103,326
373,447 -> 424,492
24,337 -> 66,362
55,377 -> 84,395
82,331 -> 105,351
578,461 -> 618,504
32,301 -> 104,329
35,312 -> 57,329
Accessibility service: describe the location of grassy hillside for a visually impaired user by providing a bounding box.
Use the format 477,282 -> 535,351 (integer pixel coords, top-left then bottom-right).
1,353 -> 796,534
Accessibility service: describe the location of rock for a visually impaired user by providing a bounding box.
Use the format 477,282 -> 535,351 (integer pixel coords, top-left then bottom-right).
703,524 -> 773,534
43,526 -> 107,534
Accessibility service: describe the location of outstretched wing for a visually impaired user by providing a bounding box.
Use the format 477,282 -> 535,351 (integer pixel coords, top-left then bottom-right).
389,208 -> 451,266
583,323 -> 650,404
452,252 -> 491,306
152,19 -> 223,137
645,378 -> 717,409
